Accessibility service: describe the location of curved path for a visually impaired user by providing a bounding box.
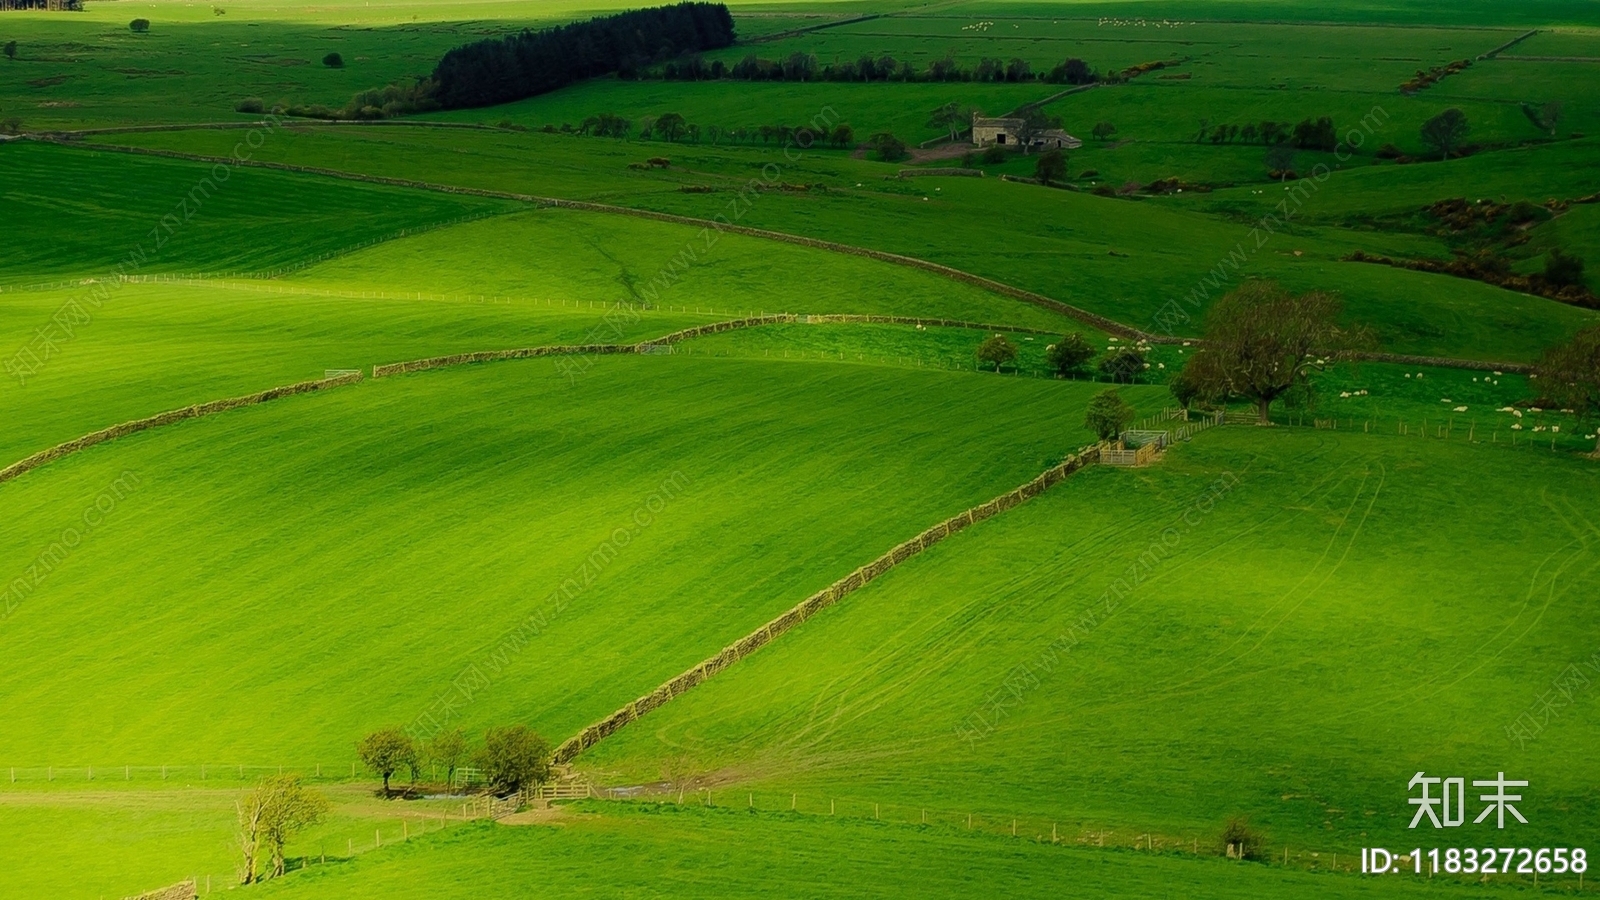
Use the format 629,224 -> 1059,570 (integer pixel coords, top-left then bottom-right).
34,135 -> 1535,374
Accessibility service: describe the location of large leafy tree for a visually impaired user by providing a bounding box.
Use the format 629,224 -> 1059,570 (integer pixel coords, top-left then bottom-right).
1085,388 -> 1135,442
426,727 -> 469,786
1184,281 -> 1368,425
476,725 -> 551,795
357,728 -> 417,795
1420,108 -> 1470,159
1536,325 -> 1600,455
1045,332 -> 1095,376
976,335 -> 1018,372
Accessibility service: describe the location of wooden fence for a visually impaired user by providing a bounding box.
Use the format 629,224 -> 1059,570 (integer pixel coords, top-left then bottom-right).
1100,442 -> 1159,467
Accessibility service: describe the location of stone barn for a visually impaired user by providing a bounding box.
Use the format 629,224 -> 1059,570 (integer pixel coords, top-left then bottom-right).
971,114 -> 1081,151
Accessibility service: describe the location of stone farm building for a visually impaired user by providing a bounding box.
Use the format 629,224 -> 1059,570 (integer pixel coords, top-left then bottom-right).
971,115 -> 1082,151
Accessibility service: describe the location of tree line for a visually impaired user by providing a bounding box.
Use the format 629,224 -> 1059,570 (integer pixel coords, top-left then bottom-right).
432,2 -> 735,109
563,111 -> 854,148
653,52 -> 1124,85
1195,116 -> 1338,151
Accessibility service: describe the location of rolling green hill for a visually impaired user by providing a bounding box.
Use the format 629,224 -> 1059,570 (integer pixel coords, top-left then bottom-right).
583,427 -> 1600,867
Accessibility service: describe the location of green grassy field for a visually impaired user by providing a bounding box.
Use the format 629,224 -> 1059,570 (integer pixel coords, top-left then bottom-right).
3,0 -> 1599,897
0,356 -> 1141,765
236,803 -> 1558,899
582,426 -> 1600,875
95,126 -> 1600,361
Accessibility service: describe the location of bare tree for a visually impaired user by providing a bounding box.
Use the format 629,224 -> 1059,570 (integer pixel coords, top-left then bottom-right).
926,101 -> 972,142
238,775 -> 328,882
1183,281 -> 1369,424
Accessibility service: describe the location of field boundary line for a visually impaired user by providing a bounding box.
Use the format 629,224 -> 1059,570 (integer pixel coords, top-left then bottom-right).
34,119 -> 520,139
38,138 -> 1143,340
0,372 -> 362,488
1480,29 -> 1538,59
369,313 -> 1068,377
741,12 -> 881,43
26,139 -> 1543,375
551,446 -> 1102,764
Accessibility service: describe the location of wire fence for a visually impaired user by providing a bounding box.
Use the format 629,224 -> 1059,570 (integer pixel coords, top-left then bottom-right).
582,788 -> 1593,890
1243,410 -> 1597,454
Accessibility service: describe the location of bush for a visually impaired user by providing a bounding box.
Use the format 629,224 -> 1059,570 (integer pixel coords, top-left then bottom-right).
980,144 -> 1007,164
234,97 -> 265,114
1078,169 -> 1098,179
1098,346 -> 1147,383
323,52 -> 343,68
1222,816 -> 1264,860
976,335 -> 1018,372
867,131 -> 909,162
1545,248 -> 1586,288
1045,332 -> 1095,376
0,117 -> 22,136
475,725 -> 550,795
129,18 -> 150,32
1506,200 -> 1544,225
1034,148 -> 1067,185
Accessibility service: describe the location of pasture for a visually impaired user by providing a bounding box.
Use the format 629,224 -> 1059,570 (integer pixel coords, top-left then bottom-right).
585,426 -> 1600,872
1,0 -> 1597,896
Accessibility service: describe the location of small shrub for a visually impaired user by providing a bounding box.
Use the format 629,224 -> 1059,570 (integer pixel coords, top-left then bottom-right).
129,18 -> 151,32
960,150 -> 977,168
1099,346 -> 1147,383
1034,148 -> 1067,185
867,131 -> 909,162
322,52 -> 343,68
3,41 -> 17,61
1506,200 -> 1545,225
981,144 -> 1007,164
1222,817 -> 1264,860
234,97 -> 265,114
647,156 -> 671,168
1545,248 -> 1586,288
1078,169 -> 1098,179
